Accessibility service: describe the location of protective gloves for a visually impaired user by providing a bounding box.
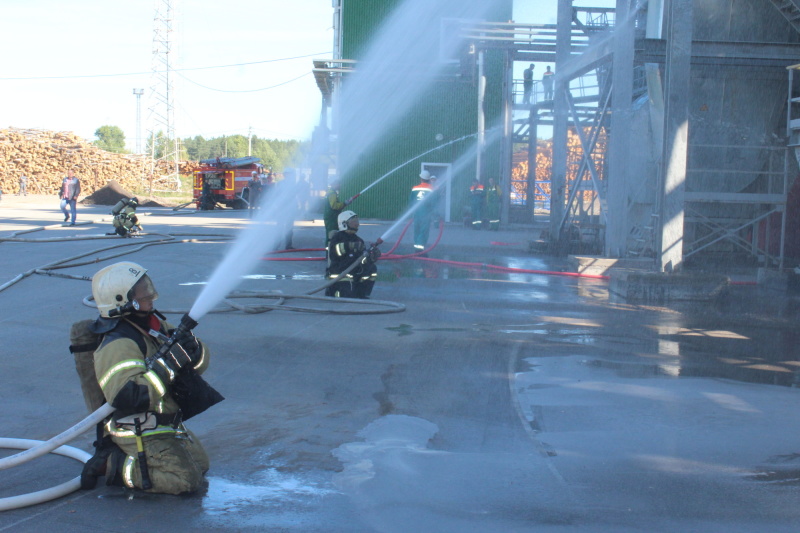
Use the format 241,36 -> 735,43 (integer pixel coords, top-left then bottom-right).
149,331 -> 202,384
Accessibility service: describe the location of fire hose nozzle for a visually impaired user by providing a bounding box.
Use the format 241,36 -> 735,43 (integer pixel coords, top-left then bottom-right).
146,313 -> 199,367
179,313 -> 199,331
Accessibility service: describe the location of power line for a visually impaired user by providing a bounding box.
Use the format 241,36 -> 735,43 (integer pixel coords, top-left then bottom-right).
176,71 -> 311,93
0,52 -> 331,81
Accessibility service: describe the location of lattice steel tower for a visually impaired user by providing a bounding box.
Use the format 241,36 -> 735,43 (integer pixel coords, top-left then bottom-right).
146,0 -> 180,191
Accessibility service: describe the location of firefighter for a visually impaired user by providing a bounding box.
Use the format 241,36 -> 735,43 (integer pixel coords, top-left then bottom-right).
485,177 -> 501,231
325,211 -> 380,299
324,179 -> 347,246
247,171 -> 263,215
409,170 -> 435,250
110,197 -> 142,237
81,262 -> 212,494
469,178 -> 485,230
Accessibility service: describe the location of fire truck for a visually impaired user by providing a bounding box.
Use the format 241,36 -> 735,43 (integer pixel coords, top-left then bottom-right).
193,156 -> 264,210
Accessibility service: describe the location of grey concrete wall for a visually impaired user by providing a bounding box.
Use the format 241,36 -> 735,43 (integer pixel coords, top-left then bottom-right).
619,0 -> 799,261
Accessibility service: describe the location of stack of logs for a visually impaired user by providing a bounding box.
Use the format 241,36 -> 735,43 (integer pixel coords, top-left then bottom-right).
0,127 -> 197,196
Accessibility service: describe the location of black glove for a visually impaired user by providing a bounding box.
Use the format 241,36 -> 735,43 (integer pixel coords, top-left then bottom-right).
368,246 -> 381,263
171,328 -> 201,360
150,335 -> 202,384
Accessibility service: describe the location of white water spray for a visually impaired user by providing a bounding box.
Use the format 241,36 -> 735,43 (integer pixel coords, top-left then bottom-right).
337,0 -> 504,179
380,126 -> 502,243
189,181 -> 301,320
356,134 -> 476,198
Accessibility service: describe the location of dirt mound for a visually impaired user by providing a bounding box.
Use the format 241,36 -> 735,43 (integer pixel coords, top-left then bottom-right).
81,180 -> 184,208
81,180 -> 135,205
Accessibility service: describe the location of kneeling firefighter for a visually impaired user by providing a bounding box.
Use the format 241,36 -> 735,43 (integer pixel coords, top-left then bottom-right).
109,197 -> 142,237
77,261 -> 223,494
325,210 -> 381,299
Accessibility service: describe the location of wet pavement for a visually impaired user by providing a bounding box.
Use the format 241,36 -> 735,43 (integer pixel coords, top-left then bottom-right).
1,196 -> 799,532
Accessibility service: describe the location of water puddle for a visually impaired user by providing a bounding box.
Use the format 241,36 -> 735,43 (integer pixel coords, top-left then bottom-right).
202,470 -> 336,516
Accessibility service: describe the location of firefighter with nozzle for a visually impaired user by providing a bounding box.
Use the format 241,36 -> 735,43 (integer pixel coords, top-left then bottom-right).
409,170 -> 435,251
325,211 -> 381,299
324,179 -> 359,246
78,262 -> 223,494
110,197 -> 142,237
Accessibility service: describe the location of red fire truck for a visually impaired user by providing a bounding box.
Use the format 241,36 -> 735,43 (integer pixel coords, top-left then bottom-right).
193,156 -> 264,210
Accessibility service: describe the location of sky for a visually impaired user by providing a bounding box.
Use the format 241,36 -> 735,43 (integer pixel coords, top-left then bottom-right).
1,1 -> 612,151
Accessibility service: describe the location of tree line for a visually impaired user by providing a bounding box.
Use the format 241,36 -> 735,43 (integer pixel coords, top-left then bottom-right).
94,125 -> 309,172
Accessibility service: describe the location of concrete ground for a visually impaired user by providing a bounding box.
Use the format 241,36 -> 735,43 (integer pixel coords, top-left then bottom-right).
1,195 -> 799,532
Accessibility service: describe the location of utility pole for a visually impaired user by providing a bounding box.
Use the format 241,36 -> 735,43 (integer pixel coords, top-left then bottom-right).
133,88 -> 144,154
248,126 -> 253,156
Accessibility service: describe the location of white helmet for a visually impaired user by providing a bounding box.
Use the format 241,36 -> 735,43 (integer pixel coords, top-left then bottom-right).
419,170 -> 431,181
92,262 -> 156,317
338,210 -> 358,231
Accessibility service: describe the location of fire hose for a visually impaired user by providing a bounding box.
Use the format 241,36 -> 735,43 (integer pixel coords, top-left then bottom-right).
0,229 -> 405,511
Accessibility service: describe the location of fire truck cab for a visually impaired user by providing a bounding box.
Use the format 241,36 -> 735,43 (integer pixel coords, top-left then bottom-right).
193,156 -> 264,210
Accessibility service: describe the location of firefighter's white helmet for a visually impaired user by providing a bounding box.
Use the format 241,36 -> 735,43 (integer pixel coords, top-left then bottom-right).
338,210 -> 358,231
419,169 -> 431,181
92,262 -> 156,317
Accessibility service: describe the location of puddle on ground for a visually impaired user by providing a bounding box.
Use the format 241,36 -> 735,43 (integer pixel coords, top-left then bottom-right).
380,253 -> 591,283
202,470 -> 335,516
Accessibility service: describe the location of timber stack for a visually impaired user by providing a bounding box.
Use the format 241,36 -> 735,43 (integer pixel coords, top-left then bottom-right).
0,127 -> 196,196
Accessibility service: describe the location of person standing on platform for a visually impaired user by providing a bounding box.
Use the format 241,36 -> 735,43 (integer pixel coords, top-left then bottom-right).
542,65 -> 554,101
522,63 -> 535,105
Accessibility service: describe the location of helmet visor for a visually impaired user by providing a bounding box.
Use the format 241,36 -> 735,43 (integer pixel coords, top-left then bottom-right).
128,274 -> 159,306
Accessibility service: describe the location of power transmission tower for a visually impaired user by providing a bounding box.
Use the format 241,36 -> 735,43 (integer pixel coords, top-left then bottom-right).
146,0 -> 181,192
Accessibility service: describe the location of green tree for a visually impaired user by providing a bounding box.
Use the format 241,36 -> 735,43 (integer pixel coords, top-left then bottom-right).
178,133 -> 310,170
93,125 -> 127,153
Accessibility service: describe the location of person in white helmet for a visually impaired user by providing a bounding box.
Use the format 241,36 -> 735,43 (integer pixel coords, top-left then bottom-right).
409,169 -> 435,251
80,262 -> 217,495
325,211 -> 380,298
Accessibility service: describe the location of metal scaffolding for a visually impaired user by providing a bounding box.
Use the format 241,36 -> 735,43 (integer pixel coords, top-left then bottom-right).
146,0 -> 181,192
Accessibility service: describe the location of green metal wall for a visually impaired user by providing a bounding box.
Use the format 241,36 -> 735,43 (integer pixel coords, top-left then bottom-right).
338,0 -> 512,220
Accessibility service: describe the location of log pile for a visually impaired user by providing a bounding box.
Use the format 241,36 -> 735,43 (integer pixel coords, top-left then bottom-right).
0,127 -> 196,197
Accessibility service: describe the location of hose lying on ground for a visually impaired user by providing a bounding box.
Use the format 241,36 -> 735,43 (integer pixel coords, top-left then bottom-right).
0,403 -> 115,512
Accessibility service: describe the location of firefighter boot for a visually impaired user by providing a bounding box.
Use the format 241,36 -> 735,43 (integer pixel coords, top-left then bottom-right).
80,437 -> 126,489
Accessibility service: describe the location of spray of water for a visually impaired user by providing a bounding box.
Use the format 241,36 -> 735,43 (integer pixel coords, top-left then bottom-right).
337,0 -> 505,179
189,180 -> 301,320
380,125 -> 502,242
356,133 -> 476,198
188,0 -> 507,319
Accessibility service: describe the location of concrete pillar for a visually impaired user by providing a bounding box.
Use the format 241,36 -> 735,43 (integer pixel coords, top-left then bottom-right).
550,0 -> 572,242
656,0 -> 692,272
606,0 -> 636,257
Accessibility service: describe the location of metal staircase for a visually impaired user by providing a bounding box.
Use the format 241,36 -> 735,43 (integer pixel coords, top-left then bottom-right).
768,0 -> 800,34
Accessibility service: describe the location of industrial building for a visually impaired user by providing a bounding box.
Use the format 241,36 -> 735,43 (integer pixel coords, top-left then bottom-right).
313,0 -> 800,273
